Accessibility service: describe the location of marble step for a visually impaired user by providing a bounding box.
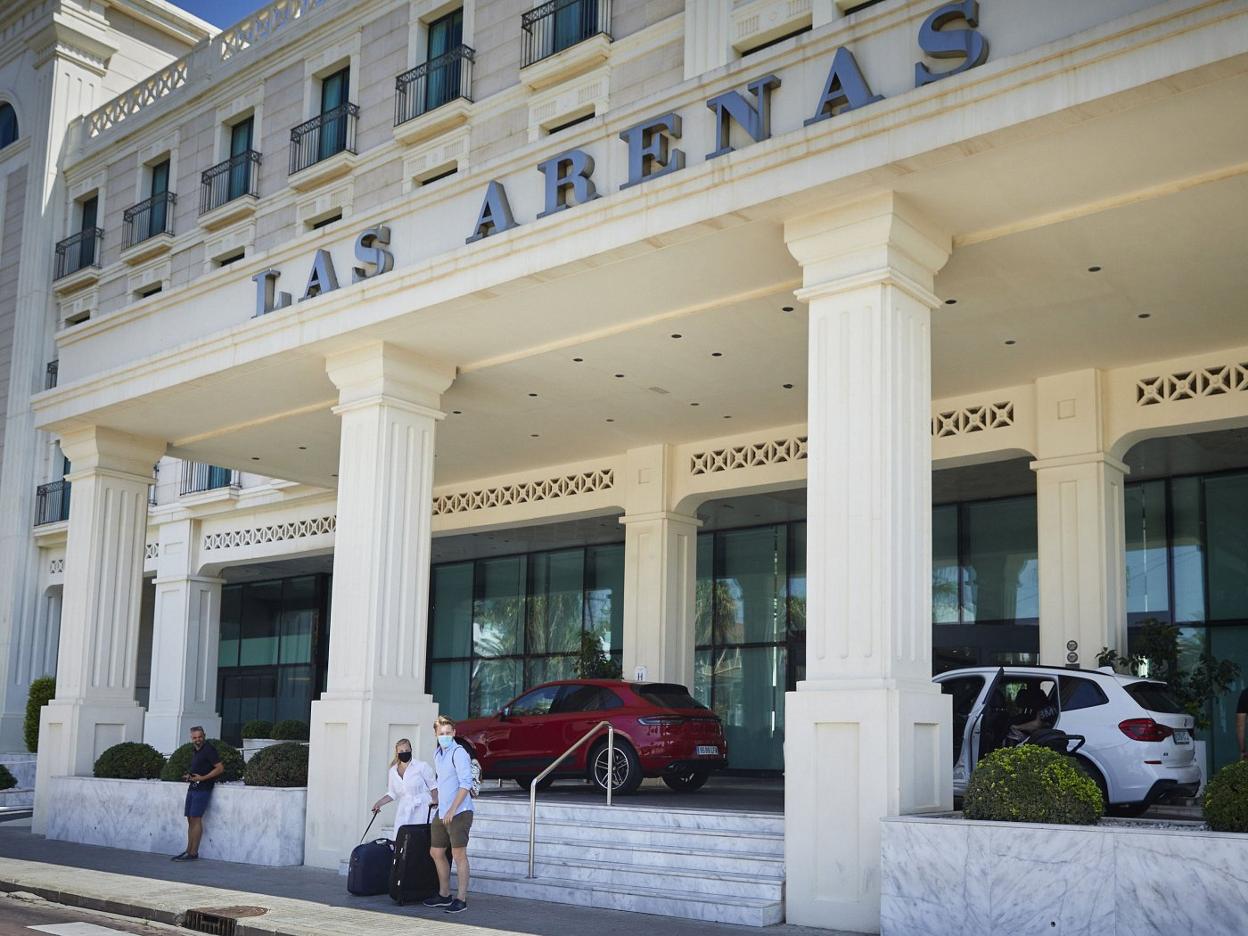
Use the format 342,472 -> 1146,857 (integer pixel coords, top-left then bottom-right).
472,827 -> 784,876
476,798 -> 784,834
470,852 -> 784,900
0,755 -> 36,789
452,870 -> 785,927
0,788 -> 34,808
471,813 -> 785,855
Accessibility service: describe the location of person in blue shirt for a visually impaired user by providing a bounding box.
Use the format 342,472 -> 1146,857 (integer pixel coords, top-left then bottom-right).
423,715 -> 474,913
172,726 -> 222,861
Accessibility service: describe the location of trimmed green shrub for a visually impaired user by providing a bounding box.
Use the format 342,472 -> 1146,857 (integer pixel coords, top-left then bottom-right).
244,742 -> 308,787
964,745 -> 1103,825
241,719 -> 274,739
93,742 -> 166,780
160,739 -> 244,783
271,719 -> 309,742
0,765 -> 16,790
24,677 -> 55,753
1203,760 -> 1248,833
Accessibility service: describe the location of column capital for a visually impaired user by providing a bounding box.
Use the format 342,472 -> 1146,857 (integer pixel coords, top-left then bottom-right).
1030,452 -> 1129,475
784,191 -> 951,294
325,343 -> 456,411
617,510 -> 702,527
59,426 -> 166,481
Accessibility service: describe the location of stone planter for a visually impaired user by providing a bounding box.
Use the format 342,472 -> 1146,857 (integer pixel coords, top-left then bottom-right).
881,814 -> 1248,935
241,737 -> 280,763
46,776 -> 306,866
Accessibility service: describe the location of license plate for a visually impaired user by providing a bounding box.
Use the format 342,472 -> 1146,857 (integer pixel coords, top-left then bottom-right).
1173,730 -> 1191,744
696,745 -> 719,756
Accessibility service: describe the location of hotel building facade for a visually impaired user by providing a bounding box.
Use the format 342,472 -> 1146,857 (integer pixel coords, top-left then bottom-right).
1,0 -> 1248,929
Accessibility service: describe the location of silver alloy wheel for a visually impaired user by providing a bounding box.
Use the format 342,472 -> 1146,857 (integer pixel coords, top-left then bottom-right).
592,745 -> 630,791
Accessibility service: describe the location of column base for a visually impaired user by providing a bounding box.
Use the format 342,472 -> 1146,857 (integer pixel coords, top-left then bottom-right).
303,692 -> 440,869
32,697 -> 146,833
784,683 -> 952,933
143,711 -> 222,756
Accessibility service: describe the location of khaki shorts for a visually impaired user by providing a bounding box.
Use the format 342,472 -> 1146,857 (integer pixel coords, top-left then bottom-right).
431,810 -> 473,849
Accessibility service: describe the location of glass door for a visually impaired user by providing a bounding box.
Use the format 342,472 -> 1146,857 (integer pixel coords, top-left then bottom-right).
318,68 -> 349,161
78,196 -> 98,272
227,117 -> 253,201
425,9 -> 463,113
553,0 -> 597,55
148,159 -> 170,239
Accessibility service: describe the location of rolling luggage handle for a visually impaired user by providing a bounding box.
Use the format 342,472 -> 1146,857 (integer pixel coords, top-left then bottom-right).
359,812 -> 379,844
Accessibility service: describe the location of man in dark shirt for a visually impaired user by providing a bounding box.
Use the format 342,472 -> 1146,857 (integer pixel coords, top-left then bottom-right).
1237,688 -> 1248,761
173,726 -> 223,861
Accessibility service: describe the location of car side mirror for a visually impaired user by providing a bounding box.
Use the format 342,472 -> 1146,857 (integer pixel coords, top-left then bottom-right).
499,707 -> 511,721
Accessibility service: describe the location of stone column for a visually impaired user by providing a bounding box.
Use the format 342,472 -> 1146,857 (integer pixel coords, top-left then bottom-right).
620,447 -> 699,686
0,22 -> 118,752
1031,370 -> 1129,667
143,518 -> 223,754
304,343 -> 455,870
782,193 -> 953,933
31,426 -> 165,833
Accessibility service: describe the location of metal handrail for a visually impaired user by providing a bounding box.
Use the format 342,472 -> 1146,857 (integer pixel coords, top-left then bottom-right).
527,719 -> 615,878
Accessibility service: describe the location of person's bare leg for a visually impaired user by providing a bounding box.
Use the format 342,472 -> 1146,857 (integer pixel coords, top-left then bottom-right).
430,846 -> 451,896
187,817 -> 204,856
452,846 -> 469,901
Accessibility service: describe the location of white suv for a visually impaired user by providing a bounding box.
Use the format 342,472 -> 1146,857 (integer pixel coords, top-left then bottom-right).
934,665 -> 1201,816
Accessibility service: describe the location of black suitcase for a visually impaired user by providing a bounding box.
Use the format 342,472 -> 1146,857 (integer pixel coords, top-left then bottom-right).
348,837 -> 394,896
390,821 -> 443,905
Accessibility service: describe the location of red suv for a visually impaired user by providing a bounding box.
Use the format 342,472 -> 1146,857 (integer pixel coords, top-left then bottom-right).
454,680 -> 728,794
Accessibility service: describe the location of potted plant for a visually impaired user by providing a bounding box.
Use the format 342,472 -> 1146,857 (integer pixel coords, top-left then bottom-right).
240,719 -> 277,762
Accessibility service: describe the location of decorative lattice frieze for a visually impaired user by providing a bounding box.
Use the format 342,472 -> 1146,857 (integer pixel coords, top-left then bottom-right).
1136,363 -> 1248,406
931,402 -> 1014,438
88,58 -> 190,137
49,559 -> 64,575
203,515 -> 336,551
218,0 -> 330,61
145,543 -> 159,560
433,470 -> 615,516
689,438 -> 807,476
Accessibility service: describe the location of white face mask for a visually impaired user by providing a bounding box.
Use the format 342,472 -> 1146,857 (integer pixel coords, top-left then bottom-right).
437,734 -> 454,749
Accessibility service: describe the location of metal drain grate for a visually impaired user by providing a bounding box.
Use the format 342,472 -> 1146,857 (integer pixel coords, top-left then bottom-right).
183,905 -> 268,936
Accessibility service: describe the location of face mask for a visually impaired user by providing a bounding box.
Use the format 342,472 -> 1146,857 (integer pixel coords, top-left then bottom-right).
397,751 -> 412,763
437,735 -> 454,749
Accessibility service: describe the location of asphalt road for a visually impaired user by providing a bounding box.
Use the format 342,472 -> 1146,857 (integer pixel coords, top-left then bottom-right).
0,894 -> 179,936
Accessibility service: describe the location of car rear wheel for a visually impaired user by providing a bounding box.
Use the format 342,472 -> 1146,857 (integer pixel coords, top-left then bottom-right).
1074,756 -> 1110,812
662,769 -> 710,792
514,775 -> 554,792
588,740 -> 642,795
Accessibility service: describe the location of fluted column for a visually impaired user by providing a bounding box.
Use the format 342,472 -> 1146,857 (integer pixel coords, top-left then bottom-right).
31,426 -> 165,832
304,343 -> 455,870
782,193 -> 953,933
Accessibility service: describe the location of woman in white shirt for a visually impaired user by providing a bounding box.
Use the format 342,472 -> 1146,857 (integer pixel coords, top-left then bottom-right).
371,738 -> 436,830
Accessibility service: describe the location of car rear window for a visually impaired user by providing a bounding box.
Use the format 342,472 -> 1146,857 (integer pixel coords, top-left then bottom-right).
1059,676 -> 1108,711
635,684 -> 709,710
1125,682 -> 1185,714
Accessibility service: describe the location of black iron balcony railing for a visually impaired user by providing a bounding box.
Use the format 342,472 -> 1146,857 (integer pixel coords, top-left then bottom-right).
54,228 -> 103,280
35,480 -> 71,525
123,191 -> 176,249
395,46 -> 475,127
200,150 -> 261,214
180,462 -> 240,496
522,0 -> 610,68
45,360 -> 58,390
289,103 -> 359,175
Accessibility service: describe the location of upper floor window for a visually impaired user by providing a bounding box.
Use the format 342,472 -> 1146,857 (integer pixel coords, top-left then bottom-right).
318,66 -> 350,160
522,0 -> 611,68
124,157 -> 175,249
55,194 -> 101,280
0,103 -> 16,150
426,8 -> 464,111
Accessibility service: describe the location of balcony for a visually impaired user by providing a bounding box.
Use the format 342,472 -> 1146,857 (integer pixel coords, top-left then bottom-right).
35,480 -> 70,526
393,46 -> 475,146
53,228 -> 103,294
288,103 -> 359,191
520,0 -> 611,89
199,150 -> 261,230
180,462 -> 240,497
45,360 -> 58,391
121,191 -> 176,264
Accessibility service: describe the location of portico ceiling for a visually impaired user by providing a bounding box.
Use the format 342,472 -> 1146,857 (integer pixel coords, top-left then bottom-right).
62,58 -> 1248,490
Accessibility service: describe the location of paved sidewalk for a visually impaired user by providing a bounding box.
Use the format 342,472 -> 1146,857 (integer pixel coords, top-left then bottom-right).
0,820 -> 847,936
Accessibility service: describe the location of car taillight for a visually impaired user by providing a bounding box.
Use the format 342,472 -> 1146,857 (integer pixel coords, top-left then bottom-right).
638,716 -> 687,726
1118,718 -> 1174,742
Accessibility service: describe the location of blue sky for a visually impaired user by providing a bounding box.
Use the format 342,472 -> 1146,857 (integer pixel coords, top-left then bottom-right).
171,1 -> 271,29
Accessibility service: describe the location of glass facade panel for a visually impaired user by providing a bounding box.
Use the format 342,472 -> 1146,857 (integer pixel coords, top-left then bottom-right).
431,563 -> 473,659
218,586 -> 242,668
1205,474 -> 1248,621
1126,480 -> 1170,619
585,544 -> 624,655
528,549 -> 584,655
715,526 -> 787,645
471,657 -> 522,717
430,660 -> 470,721
474,556 -> 525,657
787,522 -> 806,635
694,535 -> 714,647
709,646 -> 786,772
278,577 -> 316,664
962,496 -> 1038,623
239,581 -> 281,666
932,504 -> 959,624
1171,477 -> 1206,623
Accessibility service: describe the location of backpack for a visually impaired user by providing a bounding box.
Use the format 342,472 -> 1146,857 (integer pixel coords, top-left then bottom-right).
453,744 -> 482,798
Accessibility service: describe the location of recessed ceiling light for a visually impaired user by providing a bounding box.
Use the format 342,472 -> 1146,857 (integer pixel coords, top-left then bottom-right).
1137,313 -> 1151,320
690,402 -> 700,407
528,392 -> 538,397
452,410 -> 462,415
1087,265 -> 1102,273
1003,338 -> 1017,346
782,383 -> 794,389
614,373 -> 625,378
530,433 -> 540,438
572,357 -> 584,362
605,418 -> 615,423
723,415 -> 732,419
331,473 -> 337,478
711,352 -> 723,358
944,298 -> 958,305
298,446 -> 307,451
782,306 -> 794,312
251,456 -> 260,461
670,333 -> 682,339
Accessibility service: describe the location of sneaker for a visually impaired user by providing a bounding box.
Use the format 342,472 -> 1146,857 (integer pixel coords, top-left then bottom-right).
444,899 -> 467,913
171,853 -> 198,862
422,894 -> 453,908
170,852 -> 187,861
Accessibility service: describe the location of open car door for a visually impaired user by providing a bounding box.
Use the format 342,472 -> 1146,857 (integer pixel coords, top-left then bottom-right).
969,667 -> 1008,767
